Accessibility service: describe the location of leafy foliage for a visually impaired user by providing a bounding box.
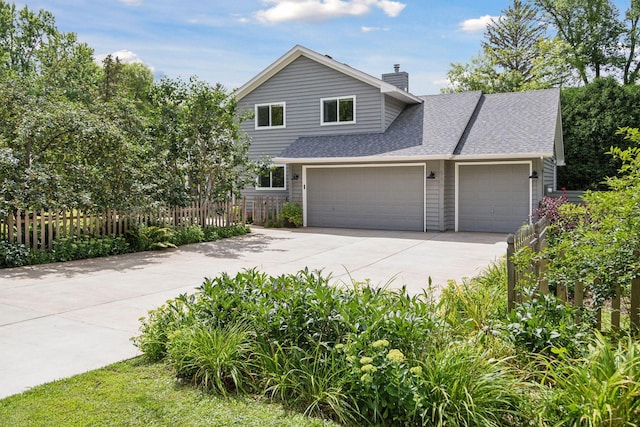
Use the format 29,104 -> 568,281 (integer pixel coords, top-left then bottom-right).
282,201 -> 303,227
559,78 -> 640,190
0,240 -> 31,267
504,294 -> 592,356
541,333 -> 640,425
134,269 -> 526,426
445,0 -> 573,93
544,127 -> 640,307
126,225 -> 176,251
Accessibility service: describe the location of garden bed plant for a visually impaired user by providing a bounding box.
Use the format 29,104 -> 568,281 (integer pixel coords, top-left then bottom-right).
0,223 -> 250,269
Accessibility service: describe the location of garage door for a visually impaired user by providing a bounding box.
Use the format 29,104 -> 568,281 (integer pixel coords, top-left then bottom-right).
458,164 -> 530,233
306,166 -> 424,231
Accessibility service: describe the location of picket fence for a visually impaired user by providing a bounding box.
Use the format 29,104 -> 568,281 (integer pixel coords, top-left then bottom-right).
250,195 -> 287,226
0,199 -> 246,251
507,217 -> 640,330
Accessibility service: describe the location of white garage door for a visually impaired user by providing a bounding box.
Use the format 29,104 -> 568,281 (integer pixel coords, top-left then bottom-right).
306,166 -> 424,231
458,163 -> 530,233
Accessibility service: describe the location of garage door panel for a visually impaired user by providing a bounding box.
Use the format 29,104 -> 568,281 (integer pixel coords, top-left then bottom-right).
307,166 -> 424,231
458,164 -> 529,233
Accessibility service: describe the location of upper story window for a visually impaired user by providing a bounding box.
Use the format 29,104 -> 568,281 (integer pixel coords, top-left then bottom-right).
255,102 -> 285,129
256,165 -> 286,190
321,96 -> 355,125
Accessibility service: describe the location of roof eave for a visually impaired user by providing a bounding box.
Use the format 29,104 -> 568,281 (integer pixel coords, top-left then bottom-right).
452,153 -> 554,161
273,155 -> 451,164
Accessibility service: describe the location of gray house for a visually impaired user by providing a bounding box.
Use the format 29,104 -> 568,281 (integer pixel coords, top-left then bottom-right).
236,45 -> 564,233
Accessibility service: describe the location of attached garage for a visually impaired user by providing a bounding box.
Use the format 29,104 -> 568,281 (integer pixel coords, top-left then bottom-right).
304,165 -> 425,231
457,163 -> 531,233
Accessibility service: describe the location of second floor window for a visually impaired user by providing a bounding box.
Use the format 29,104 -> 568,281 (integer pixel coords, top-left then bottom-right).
321,96 -> 355,125
255,103 -> 285,128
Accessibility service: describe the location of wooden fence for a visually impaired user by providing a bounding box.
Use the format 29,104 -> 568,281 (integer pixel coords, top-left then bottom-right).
0,199 -> 246,251
506,216 -> 640,331
250,195 -> 287,226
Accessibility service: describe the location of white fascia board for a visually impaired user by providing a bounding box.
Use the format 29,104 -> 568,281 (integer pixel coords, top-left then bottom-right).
273,155 -> 450,164
451,153 -> 553,161
236,45 -> 422,104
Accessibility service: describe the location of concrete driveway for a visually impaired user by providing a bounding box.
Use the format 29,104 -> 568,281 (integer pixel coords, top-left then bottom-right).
0,227 -> 506,399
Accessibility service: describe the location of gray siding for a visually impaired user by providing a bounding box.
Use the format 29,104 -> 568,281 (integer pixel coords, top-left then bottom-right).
240,56 -> 387,200
290,164 -> 303,202
384,95 -> 406,131
425,160 -> 444,231
444,161 -> 456,231
542,157 -> 555,195
240,55 -> 385,159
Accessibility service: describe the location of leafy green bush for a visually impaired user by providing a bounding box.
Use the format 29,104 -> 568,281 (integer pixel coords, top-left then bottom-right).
0,241 -> 31,268
126,224 -> 176,251
541,333 -> 640,426
171,224 -> 205,246
282,201 -> 303,227
50,235 -> 131,262
504,294 -> 593,357
135,269 -> 523,426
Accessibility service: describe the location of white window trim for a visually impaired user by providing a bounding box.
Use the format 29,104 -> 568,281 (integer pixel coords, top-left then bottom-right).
320,95 -> 356,126
256,164 -> 287,191
255,102 -> 286,129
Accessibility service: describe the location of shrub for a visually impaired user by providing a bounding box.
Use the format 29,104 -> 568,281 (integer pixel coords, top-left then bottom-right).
172,224 -> 205,246
126,224 -> 176,251
541,333 -> 640,426
282,202 -> 303,227
0,241 -> 31,268
50,235 -> 131,262
336,339 -> 522,426
504,294 -> 593,357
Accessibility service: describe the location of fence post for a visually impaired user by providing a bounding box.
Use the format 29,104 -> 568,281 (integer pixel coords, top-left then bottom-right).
611,283 -> 621,332
631,278 -> 640,331
507,234 -> 516,312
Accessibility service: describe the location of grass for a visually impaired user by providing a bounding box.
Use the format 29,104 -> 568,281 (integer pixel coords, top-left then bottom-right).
0,358 -> 340,427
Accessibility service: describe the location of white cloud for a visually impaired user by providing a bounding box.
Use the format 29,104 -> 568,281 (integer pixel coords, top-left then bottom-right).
119,0 -> 143,5
460,14 -> 500,32
255,0 -> 406,23
361,26 -> 388,32
95,50 -> 155,72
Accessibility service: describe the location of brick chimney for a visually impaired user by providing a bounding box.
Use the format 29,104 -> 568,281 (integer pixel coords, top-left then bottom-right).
382,64 -> 409,92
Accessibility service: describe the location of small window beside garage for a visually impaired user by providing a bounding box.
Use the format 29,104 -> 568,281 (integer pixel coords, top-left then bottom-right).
257,165 -> 286,190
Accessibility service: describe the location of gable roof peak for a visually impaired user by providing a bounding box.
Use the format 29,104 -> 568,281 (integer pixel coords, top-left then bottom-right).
235,45 -> 422,104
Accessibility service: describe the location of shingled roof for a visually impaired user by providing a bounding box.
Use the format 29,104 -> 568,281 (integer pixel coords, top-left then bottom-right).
275,88 -> 562,163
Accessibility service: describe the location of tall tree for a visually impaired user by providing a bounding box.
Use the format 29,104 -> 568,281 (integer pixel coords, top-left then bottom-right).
445,0 -> 569,93
622,0 -> 640,84
148,78 -> 257,206
533,0 -> 624,84
482,0 -> 547,82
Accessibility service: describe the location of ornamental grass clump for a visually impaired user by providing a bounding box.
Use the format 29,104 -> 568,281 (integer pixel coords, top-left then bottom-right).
540,332 -> 640,426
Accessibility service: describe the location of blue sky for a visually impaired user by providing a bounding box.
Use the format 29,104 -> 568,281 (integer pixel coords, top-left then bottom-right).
20,0 -> 630,94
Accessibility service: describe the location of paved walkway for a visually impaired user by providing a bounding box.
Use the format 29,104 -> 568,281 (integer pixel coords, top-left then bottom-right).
0,227 -> 506,399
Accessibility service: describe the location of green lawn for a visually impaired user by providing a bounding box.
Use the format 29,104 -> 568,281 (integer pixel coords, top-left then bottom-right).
0,358 -> 340,427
